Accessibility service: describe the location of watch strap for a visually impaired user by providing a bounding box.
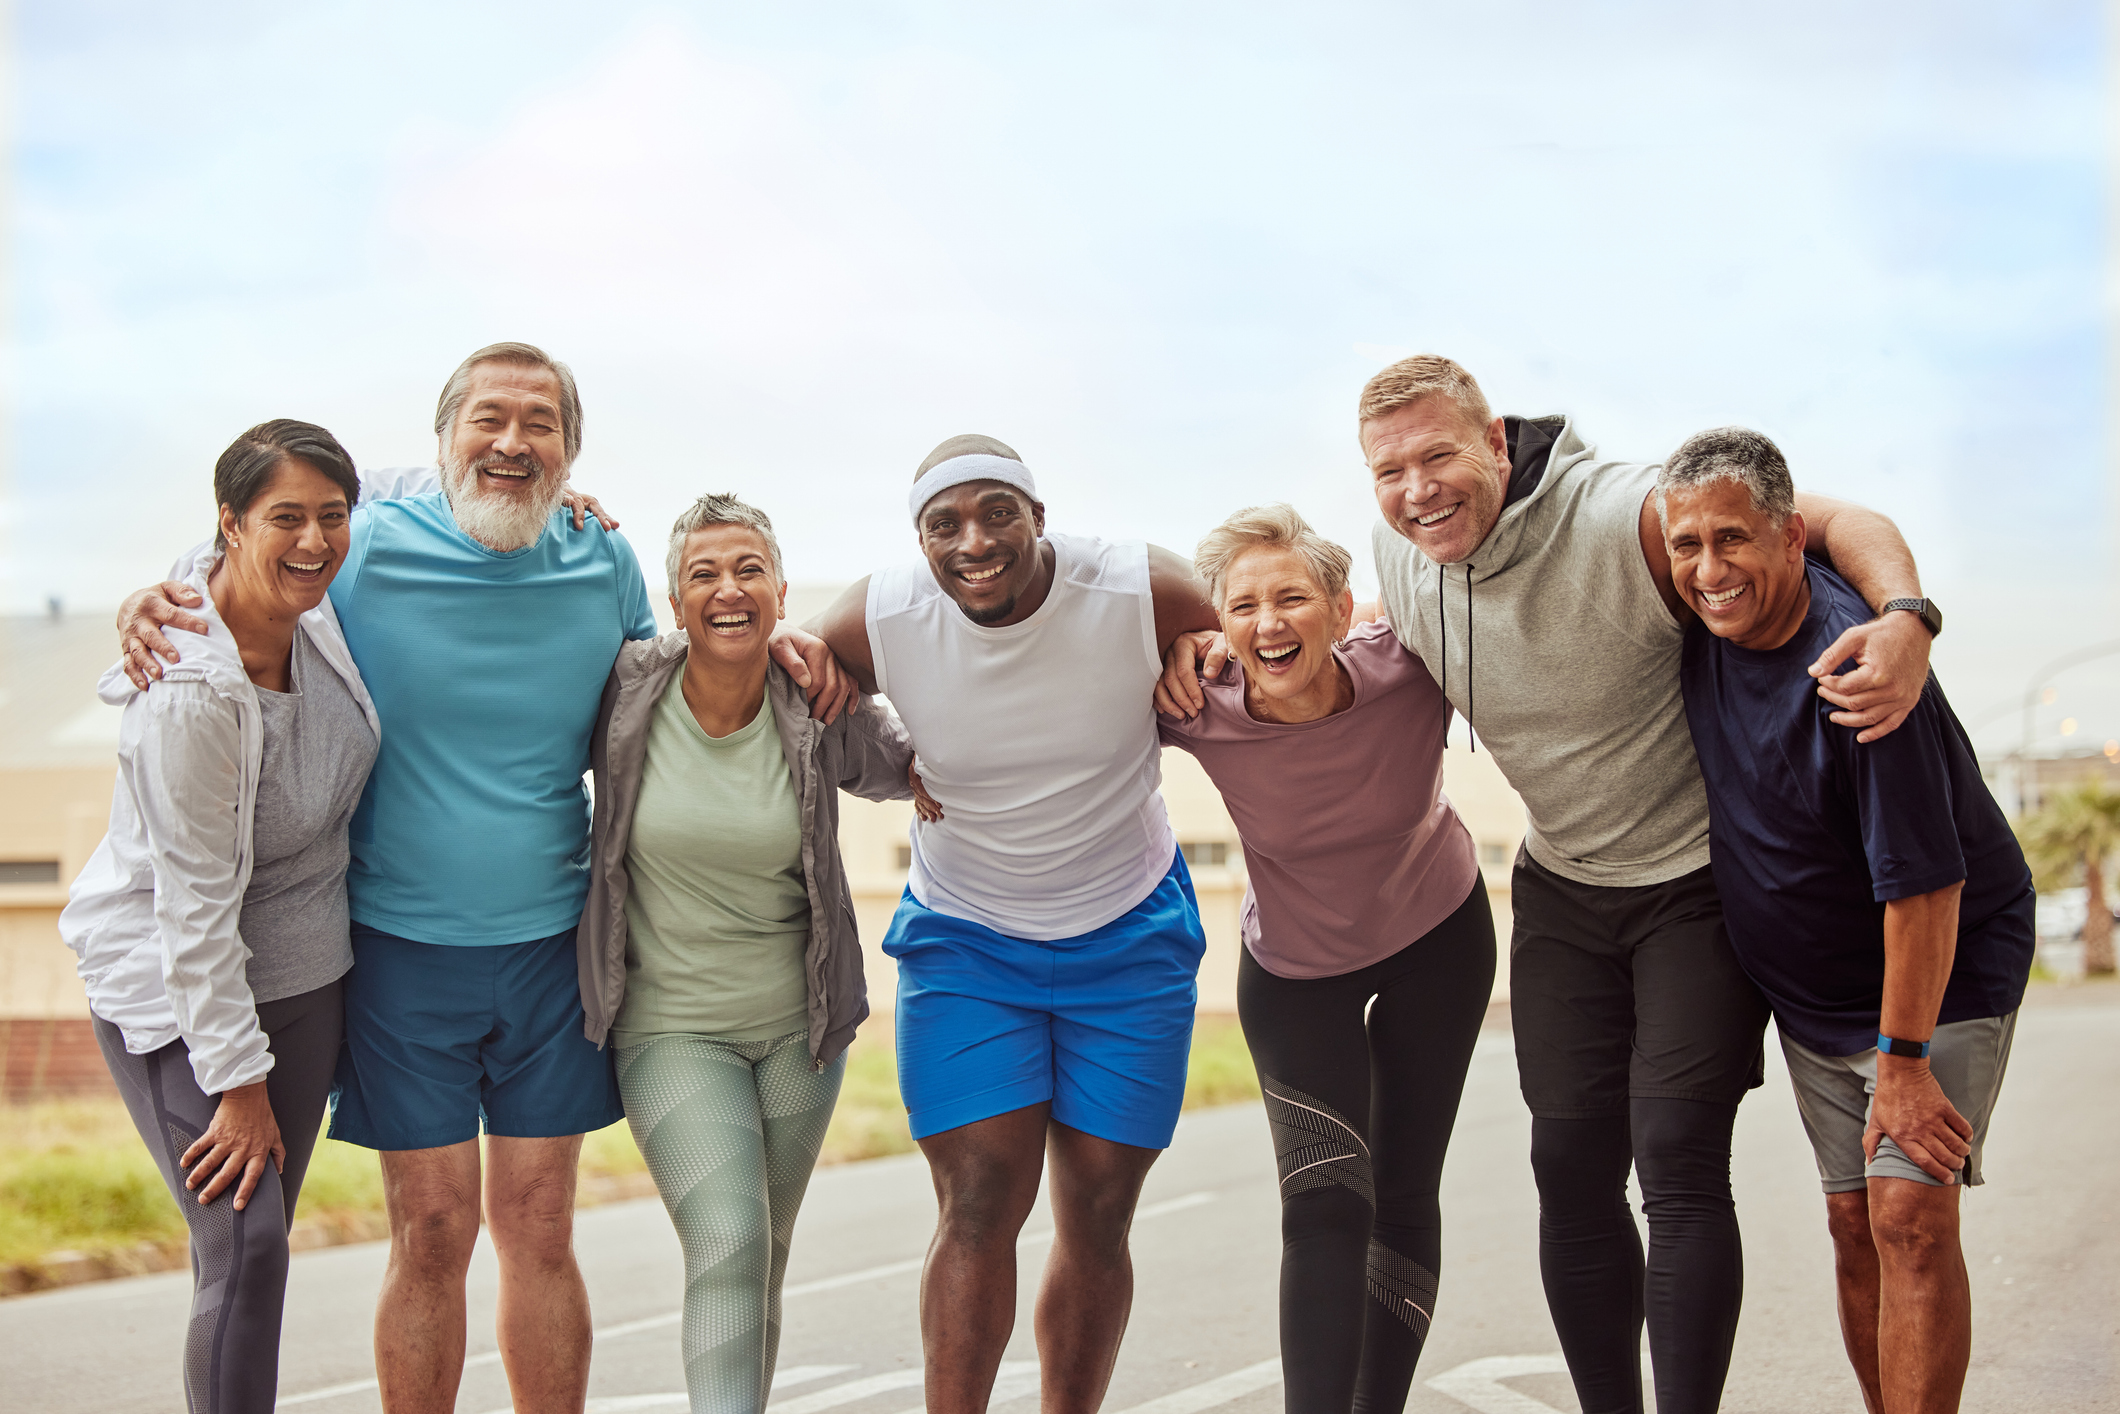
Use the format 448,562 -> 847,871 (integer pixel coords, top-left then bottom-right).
1877,1032 -> 1932,1059
1881,597 -> 1942,637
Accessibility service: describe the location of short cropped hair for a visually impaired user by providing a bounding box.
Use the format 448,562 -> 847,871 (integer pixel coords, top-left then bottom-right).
433,341 -> 584,468
213,419 -> 361,551
1656,427 -> 1796,527
665,492 -> 784,593
1192,503 -> 1354,606
915,433 -> 1025,479
1357,354 -> 1492,431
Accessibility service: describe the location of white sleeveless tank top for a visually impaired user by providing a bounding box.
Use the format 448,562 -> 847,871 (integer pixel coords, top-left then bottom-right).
866,532 -> 1175,940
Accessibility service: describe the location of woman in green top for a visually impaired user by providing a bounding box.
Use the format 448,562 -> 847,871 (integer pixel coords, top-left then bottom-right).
580,493 -> 918,1414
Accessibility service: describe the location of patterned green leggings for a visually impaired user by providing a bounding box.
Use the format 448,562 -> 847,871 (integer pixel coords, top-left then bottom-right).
616,1031 -> 845,1414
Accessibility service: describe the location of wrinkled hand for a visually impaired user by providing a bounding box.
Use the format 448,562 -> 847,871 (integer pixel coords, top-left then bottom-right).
1811,612 -> 1930,743
560,484 -> 619,532
180,1081 -> 285,1210
118,582 -> 211,690
1864,1059 -> 1973,1183
768,625 -> 856,725
1153,630 -> 1226,719
910,765 -> 944,822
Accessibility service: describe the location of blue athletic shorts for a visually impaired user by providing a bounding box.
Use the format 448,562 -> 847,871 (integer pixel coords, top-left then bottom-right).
329,923 -> 622,1151
883,848 -> 1206,1150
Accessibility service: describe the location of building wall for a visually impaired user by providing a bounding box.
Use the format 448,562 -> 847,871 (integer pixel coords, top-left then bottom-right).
0,765 -> 119,1095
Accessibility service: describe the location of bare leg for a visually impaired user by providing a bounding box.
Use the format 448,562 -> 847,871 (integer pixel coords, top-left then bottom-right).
1035,1123 -> 1160,1413
1870,1178 -> 1969,1414
375,1142 -> 483,1414
1825,1191 -> 1884,1414
486,1134 -> 593,1414
917,1105 -> 1050,1414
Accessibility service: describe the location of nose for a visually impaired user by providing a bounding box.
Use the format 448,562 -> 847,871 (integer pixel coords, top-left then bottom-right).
492,419 -> 530,458
295,516 -> 331,556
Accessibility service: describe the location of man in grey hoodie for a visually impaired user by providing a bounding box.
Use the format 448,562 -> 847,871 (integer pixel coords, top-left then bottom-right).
1165,356 -> 1938,1414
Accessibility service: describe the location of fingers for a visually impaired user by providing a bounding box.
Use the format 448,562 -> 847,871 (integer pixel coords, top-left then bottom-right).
231,1154 -> 268,1211
195,1144 -> 243,1202
1851,707 -> 1914,745
1808,625 -> 1866,679
590,499 -> 618,531
180,1133 -> 212,1173
570,495 -> 587,530
818,675 -> 854,727
1152,679 -> 1187,719
770,637 -> 815,690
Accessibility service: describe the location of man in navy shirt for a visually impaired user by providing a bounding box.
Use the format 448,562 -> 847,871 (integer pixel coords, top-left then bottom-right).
1661,427 -> 2032,1414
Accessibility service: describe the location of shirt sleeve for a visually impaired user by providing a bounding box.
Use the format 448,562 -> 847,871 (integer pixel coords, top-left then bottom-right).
607,532 -> 659,640
1836,680 -> 1968,903
130,684 -> 274,1095
358,466 -> 442,503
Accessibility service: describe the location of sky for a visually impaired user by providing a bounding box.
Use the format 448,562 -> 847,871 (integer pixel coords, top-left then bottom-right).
5,0 -> 2111,752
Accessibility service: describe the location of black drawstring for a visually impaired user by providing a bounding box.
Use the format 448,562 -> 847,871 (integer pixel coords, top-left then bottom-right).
1438,563 -> 1477,753
1465,563 -> 1476,753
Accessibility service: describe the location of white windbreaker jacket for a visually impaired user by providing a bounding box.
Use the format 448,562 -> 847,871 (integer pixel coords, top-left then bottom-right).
59,553 -> 380,1095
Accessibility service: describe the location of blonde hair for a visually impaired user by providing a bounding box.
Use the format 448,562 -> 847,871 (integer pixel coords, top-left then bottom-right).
1193,503 -> 1353,605
1357,353 -> 1491,431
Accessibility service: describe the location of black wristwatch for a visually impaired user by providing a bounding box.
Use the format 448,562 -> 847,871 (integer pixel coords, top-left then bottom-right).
1881,597 -> 1942,637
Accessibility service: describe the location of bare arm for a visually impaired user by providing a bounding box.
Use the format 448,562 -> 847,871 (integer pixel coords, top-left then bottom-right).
1792,492 -> 1931,743
802,576 -> 880,698
1866,882 -> 1974,1181
1146,544 -> 1219,652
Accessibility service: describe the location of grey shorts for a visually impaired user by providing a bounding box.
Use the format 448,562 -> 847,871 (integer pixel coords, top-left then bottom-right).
1781,1011 -> 2017,1193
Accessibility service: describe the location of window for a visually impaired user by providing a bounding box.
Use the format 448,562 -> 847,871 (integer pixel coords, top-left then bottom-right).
1178,841 -> 1228,866
0,861 -> 60,885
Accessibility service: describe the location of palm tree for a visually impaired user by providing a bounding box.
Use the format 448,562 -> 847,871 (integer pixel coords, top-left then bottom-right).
2016,780 -> 2120,976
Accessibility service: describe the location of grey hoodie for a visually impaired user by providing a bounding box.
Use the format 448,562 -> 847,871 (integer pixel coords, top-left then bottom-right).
578,633 -> 915,1064
1372,415 -> 1711,888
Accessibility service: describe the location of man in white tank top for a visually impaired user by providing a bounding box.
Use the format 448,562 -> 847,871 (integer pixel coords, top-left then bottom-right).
809,434 -> 1220,1414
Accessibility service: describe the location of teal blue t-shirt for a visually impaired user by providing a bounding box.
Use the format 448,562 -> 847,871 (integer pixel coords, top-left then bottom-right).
330,492 -> 657,945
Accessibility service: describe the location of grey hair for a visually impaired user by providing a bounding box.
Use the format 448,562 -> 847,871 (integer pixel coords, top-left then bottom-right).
1192,503 -> 1354,605
665,492 -> 784,593
434,341 -> 584,468
1357,353 -> 1492,431
1656,427 -> 1796,526
915,433 -> 1025,479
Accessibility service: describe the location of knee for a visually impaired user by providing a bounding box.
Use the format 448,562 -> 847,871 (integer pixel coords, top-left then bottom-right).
1630,1100 -> 1735,1202
934,1158 -> 1038,1250
1867,1188 -> 1959,1272
385,1179 -> 482,1271
486,1179 -> 579,1268
1281,1182 -> 1375,1247
1529,1117 -> 1630,1203
1824,1193 -> 1873,1253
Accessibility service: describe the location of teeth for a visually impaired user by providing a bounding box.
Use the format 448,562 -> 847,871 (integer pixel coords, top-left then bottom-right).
1259,644 -> 1299,661
285,562 -> 324,571
1416,504 -> 1458,526
962,565 -> 1005,582
1701,585 -> 1747,607
709,614 -> 752,627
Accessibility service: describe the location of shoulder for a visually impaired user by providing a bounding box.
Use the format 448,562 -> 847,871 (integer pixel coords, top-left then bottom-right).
867,561 -> 943,621
1054,532 -> 1149,593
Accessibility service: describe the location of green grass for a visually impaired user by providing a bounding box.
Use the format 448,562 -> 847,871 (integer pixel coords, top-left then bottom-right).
1,1017 -> 1260,1272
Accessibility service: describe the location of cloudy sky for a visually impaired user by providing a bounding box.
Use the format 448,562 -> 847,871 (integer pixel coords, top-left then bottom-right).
7,0 -> 2109,749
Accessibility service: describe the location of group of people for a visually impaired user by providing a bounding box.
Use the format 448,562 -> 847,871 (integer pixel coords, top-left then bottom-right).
60,340 -> 2032,1414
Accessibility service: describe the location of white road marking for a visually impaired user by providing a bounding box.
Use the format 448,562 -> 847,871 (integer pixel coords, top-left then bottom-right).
1424,1354 -> 1573,1413
279,1191 -> 1218,1407
473,1363 -> 855,1414
1109,1358 -> 1283,1413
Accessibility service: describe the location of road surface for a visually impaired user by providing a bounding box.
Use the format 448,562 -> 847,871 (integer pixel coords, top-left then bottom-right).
4,985 -> 2115,1412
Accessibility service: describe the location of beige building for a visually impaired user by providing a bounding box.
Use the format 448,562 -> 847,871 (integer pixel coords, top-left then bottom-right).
0,591 -> 1529,1096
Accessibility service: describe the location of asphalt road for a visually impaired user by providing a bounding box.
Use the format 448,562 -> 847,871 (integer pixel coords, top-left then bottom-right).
5,985 -> 2115,1413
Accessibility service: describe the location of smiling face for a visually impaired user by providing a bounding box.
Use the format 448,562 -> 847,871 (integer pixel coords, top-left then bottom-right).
1361,395 -> 1510,565
217,458 -> 352,618
438,360 -> 570,550
1662,479 -> 1810,650
670,524 -> 786,672
1218,545 -> 1355,718
917,481 -> 1047,625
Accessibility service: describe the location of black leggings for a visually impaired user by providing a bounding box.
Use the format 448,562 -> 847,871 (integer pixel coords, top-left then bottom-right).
1531,1100 -> 1744,1414
1236,881 -> 1495,1414
93,978 -> 344,1414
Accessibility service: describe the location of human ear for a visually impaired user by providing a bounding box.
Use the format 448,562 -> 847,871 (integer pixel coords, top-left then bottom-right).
1784,511 -> 1807,560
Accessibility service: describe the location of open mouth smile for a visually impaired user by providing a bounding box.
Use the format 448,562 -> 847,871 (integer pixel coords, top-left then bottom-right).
707,612 -> 757,635
1698,584 -> 1748,612
1415,503 -> 1459,528
282,560 -> 329,581
956,562 -> 1009,587
1256,641 -> 1302,673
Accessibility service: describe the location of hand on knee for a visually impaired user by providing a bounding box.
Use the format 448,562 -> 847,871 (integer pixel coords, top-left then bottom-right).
1867,1183 -> 1958,1275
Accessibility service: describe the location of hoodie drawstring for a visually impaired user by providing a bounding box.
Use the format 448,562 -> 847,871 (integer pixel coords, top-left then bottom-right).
1438,563 -> 1477,753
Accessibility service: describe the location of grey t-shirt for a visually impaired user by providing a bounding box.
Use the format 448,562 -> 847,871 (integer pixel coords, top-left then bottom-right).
242,630 -> 377,1002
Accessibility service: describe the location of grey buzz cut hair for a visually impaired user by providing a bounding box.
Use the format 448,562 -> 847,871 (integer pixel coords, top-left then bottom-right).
1656,427 -> 1797,527
1192,503 -> 1355,606
665,492 -> 785,594
1357,353 -> 1492,431
434,341 -> 584,468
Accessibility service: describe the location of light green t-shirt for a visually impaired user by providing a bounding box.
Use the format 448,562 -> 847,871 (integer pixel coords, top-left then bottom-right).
611,673 -> 812,1045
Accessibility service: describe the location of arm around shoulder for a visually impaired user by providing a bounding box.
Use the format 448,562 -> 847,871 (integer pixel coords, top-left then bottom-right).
833,696 -> 916,802
806,575 -> 879,696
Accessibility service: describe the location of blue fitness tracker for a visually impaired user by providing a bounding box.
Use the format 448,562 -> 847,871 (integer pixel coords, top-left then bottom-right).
1877,1033 -> 1931,1058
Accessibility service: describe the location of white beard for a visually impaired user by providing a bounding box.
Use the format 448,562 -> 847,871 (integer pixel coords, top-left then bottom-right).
440,451 -> 567,552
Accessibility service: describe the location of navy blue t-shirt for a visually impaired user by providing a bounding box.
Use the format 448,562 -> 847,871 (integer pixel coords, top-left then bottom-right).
1679,562 -> 2033,1056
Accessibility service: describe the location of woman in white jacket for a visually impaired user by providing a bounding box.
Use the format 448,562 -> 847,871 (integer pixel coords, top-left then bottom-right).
61,420 -> 380,1414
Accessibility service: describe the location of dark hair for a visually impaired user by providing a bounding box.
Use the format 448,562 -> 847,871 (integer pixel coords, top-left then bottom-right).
213,420 -> 361,551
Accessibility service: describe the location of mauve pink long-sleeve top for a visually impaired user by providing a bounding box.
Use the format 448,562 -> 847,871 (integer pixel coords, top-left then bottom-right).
1158,619 -> 1480,979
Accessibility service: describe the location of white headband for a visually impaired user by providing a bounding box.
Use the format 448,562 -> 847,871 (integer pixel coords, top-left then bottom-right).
908,454 -> 1039,526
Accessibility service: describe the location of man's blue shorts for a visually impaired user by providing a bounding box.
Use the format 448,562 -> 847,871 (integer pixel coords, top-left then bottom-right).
883,848 -> 1206,1150
329,923 -> 622,1151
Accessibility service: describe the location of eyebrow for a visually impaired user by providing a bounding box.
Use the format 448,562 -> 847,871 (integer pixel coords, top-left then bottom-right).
265,498 -> 348,511
467,396 -> 559,418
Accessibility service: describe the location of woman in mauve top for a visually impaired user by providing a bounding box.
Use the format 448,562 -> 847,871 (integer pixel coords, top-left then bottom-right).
1157,503 -> 1494,1414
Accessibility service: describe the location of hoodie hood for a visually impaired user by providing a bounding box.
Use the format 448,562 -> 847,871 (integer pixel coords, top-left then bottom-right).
1462,413 -> 1601,580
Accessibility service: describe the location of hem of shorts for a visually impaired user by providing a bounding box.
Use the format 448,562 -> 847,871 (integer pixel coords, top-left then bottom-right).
327,1118 -> 482,1152
1524,1102 -> 1631,1121
484,1106 -> 625,1140
907,1076 -> 1054,1141
1525,1085 -> 1743,1120
1049,1099 -> 1180,1152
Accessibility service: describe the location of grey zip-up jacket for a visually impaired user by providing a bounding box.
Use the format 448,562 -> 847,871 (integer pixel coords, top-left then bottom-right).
578,632 -> 915,1064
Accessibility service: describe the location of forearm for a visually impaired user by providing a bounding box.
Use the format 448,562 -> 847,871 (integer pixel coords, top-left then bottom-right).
1799,495 -> 1921,611
1879,884 -> 1961,1042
